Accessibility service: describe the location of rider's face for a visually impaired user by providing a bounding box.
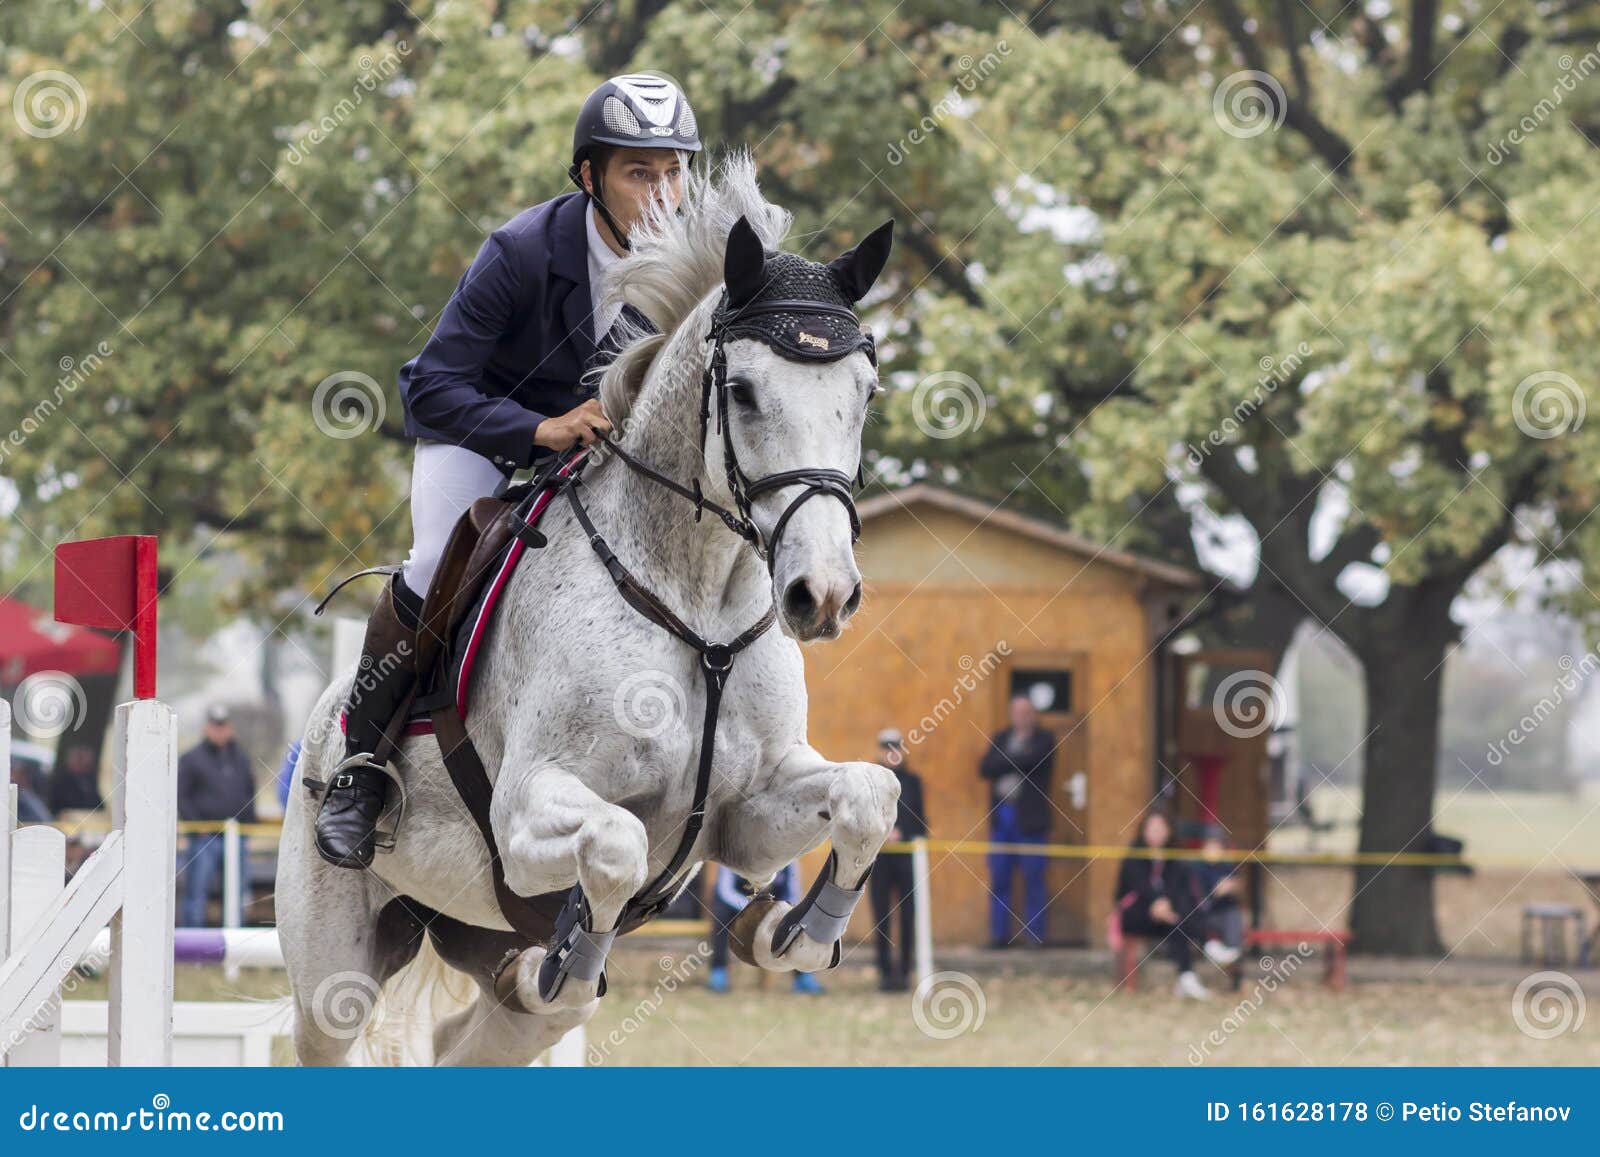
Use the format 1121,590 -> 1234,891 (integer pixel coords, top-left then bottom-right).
589,149 -> 684,241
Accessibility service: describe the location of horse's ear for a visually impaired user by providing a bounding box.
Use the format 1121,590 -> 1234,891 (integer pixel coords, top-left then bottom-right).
827,219 -> 894,303
724,215 -> 767,308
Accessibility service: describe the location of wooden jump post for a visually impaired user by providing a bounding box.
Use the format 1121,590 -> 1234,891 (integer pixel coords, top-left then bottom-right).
0,535 -> 175,1066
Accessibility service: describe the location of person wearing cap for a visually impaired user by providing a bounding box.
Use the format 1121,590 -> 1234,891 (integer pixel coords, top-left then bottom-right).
177,705 -> 258,927
313,73 -> 705,869
868,728 -> 926,991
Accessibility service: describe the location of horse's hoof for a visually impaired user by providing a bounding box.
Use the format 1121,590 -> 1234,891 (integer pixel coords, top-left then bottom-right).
728,898 -> 783,967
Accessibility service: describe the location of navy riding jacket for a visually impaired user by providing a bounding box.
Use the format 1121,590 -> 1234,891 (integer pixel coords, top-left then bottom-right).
398,191 -> 600,474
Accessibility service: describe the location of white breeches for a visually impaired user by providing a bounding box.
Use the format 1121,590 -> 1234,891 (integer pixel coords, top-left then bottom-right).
400,441 -> 505,599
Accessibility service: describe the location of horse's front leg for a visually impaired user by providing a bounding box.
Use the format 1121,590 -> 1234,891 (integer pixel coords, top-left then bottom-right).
718,744 -> 899,973
490,764 -> 649,1012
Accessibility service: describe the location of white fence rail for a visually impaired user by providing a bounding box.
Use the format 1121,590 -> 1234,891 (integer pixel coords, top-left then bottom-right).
0,698 -> 178,1066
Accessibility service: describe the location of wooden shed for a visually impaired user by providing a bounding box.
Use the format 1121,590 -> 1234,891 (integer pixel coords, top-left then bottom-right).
798,484 -> 1231,947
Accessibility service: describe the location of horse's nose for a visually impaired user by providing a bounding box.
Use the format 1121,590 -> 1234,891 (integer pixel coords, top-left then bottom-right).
782,575 -> 861,639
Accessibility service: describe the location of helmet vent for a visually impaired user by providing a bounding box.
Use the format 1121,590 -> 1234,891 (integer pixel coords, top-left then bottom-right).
602,95 -> 642,137
675,103 -> 697,141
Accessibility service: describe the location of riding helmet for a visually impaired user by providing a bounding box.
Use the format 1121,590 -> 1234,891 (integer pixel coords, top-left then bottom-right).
571,72 -> 702,166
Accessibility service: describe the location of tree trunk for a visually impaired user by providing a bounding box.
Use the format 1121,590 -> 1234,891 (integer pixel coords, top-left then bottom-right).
1349,604 -> 1453,956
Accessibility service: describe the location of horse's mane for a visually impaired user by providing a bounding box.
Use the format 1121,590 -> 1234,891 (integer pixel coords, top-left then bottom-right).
595,149 -> 792,423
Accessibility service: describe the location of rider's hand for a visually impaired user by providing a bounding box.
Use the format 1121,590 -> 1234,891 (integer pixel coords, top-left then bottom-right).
533,398 -> 612,451
1149,896 -> 1177,924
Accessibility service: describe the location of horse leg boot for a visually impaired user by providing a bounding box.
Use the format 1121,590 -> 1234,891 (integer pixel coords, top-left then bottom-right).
488,766 -> 649,1013
314,572 -> 424,869
720,747 -> 899,973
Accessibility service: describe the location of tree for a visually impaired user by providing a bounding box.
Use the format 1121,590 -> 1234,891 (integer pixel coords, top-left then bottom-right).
7,1 -> 1600,954
870,2 -> 1600,953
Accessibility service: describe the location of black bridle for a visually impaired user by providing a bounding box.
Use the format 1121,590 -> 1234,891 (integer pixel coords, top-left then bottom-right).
697,290 -> 871,570
547,289 -> 875,939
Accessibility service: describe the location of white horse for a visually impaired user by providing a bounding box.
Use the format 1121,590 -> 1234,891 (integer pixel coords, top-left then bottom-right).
278,153 -> 900,1065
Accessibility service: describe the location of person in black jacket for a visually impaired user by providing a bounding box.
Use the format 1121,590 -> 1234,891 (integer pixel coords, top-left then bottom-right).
47,744 -> 104,813
313,73 -> 705,870
979,696 -> 1058,946
868,729 -> 927,991
1115,809 -> 1211,998
177,705 -> 258,927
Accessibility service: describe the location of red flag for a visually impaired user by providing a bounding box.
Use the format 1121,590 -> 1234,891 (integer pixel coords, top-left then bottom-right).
54,535 -> 159,699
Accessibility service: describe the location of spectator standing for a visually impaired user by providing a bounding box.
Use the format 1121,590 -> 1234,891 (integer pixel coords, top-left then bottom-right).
868,728 -> 926,991
706,862 -> 824,995
979,695 -> 1057,946
177,704 -> 257,927
1114,809 -> 1210,999
48,745 -> 104,813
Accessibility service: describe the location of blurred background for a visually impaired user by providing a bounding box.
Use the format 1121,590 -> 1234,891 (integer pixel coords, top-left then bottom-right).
3,1 -> 1599,1063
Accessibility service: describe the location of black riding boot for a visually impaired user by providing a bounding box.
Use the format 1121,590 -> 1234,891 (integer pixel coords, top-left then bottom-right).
314,572 -> 424,869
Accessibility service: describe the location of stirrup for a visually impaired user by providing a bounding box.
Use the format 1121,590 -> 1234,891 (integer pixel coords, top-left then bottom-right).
309,753 -> 409,854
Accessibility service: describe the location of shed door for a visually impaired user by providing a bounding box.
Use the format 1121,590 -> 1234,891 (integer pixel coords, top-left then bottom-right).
1005,657 -> 1091,945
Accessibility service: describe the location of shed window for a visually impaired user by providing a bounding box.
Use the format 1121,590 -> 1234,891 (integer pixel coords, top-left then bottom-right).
1011,669 -> 1073,714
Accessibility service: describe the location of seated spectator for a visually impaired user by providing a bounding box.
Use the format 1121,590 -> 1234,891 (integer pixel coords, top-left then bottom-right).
706,862 -> 824,996
1192,824 -> 1244,966
48,745 -> 104,814
1114,809 -> 1210,999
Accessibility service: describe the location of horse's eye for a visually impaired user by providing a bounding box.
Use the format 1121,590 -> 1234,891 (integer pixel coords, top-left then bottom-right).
728,377 -> 756,408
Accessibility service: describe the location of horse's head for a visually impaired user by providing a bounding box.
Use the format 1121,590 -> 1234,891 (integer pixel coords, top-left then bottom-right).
708,215 -> 894,642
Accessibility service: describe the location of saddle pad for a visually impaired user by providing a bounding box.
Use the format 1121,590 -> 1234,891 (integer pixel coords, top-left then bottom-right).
449,451 -> 590,720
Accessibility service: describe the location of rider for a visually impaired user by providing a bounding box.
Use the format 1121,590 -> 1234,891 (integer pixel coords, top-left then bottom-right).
313,72 -> 703,869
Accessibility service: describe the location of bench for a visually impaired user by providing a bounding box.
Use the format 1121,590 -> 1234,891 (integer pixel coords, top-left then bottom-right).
1243,929 -> 1348,991
1112,932 -> 1242,992
1521,903 -> 1587,967
1113,926 -> 1349,992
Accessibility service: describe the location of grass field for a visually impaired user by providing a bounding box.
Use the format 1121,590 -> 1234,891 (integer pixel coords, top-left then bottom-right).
69,937 -> 1594,1067
53,786 -> 1598,1065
